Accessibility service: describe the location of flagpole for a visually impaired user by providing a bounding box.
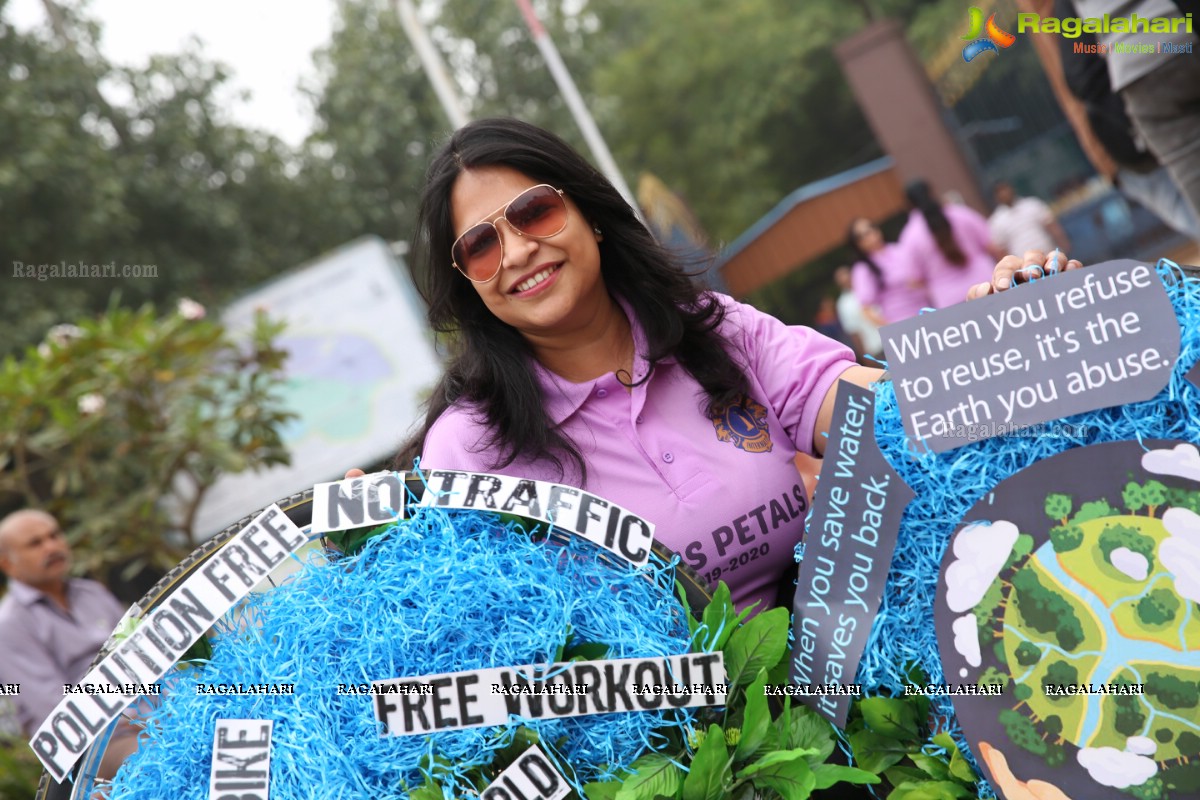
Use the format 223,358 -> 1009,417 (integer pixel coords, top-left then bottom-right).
395,0 -> 470,129
512,0 -> 639,217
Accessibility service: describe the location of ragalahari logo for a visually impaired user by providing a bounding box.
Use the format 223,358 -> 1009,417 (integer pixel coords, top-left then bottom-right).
961,7 -> 1017,62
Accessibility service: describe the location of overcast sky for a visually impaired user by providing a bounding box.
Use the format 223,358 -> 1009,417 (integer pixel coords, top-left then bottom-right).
7,0 -> 340,145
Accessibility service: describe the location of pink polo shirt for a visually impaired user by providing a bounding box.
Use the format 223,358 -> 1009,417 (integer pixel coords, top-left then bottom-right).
421,294 -> 857,612
899,205 -> 996,310
850,242 -> 929,324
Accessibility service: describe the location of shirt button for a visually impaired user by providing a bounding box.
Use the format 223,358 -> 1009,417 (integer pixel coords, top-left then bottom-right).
636,415 -> 644,424
596,388 -> 608,398
663,452 -> 674,463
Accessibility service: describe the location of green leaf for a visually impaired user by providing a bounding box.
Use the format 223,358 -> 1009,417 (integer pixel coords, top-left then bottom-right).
734,670 -> 770,763
723,606 -> 789,687
739,750 -> 816,800
947,746 -> 979,784
887,780 -> 976,800
847,729 -> 909,774
811,763 -> 881,790
908,753 -> 950,780
785,705 -> 836,764
615,754 -> 684,800
930,731 -> 957,751
583,780 -> 622,800
857,696 -> 920,741
739,749 -> 819,774
407,779 -> 443,800
682,724 -> 730,800
676,580 -> 700,640
884,765 -> 930,786
699,581 -> 737,650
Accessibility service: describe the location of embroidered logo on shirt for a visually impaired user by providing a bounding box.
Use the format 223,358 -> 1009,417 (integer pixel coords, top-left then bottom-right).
711,394 -> 773,453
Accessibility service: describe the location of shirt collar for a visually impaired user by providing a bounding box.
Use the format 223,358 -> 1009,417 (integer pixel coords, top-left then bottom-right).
6,578 -> 56,607
534,294 -> 658,426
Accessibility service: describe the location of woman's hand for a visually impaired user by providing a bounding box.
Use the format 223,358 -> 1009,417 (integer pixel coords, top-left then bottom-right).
967,249 -> 1082,301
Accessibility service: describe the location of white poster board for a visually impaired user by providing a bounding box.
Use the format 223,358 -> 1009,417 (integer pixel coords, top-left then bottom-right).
190,236 -> 441,540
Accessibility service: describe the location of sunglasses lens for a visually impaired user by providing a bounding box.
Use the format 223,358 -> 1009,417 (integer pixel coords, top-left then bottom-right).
453,223 -> 502,281
451,185 -> 569,281
506,185 -> 567,237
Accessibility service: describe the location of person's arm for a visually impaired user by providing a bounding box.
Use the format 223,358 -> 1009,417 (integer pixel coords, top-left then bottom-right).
812,365 -> 885,456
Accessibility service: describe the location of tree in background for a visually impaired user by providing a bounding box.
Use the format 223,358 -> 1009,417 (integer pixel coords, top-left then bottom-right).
0,300 -> 293,583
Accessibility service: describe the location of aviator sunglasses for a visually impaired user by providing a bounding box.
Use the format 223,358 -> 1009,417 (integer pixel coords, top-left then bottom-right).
451,184 -> 570,282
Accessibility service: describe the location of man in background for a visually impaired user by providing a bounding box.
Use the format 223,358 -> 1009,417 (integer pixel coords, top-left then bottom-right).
0,510 -> 132,752
988,181 -> 1071,258
0,510 -> 127,734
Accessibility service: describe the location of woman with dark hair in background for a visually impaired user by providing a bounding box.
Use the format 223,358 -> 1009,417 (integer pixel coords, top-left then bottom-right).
372,118 -> 1073,612
899,179 -> 1003,310
846,216 -> 929,325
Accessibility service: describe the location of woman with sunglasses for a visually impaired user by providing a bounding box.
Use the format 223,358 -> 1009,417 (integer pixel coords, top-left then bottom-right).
390,117 -> 1074,613
846,217 -> 930,326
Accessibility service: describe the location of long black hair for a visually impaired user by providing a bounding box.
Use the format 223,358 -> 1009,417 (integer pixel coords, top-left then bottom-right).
846,217 -> 885,288
906,179 -> 966,267
394,117 -> 749,481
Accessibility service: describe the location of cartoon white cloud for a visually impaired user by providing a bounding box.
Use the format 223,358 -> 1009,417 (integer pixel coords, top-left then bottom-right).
1077,747 -> 1158,788
952,613 -> 982,667
944,521 -> 1019,612
1110,547 -> 1149,581
1160,508 -> 1200,603
1125,736 -> 1156,756
1142,443 -> 1200,482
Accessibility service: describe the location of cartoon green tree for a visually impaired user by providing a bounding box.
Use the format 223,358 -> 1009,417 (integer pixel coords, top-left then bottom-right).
1043,661 -> 1079,702
1113,695 -> 1146,736
1136,589 -> 1181,626
1126,776 -> 1166,800
1015,641 -> 1041,667
1178,731 -> 1200,760
1045,493 -> 1073,526
1123,481 -> 1147,515
1099,524 -> 1156,571
1012,683 -> 1034,714
1074,499 -> 1118,524
978,666 -> 1010,690
1142,480 -> 1168,517
1043,714 -> 1064,745
1048,524 -> 1083,553
999,708 -> 1048,756
1144,673 -> 1200,710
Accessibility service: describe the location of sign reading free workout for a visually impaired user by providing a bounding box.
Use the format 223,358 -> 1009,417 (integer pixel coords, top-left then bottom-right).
881,260 -> 1179,452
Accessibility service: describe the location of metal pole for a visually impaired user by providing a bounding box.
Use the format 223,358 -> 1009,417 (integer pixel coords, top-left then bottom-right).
394,0 -> 470,129
513,0 -> 639,216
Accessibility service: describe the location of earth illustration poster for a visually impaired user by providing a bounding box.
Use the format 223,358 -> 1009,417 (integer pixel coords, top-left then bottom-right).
935,440 -> 1200,800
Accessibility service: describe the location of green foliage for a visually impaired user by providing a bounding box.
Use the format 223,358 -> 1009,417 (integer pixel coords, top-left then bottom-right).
1044,492 -> 1072,524
1014,641 -> 1041,667
1098,523 -> 1156,572
1141,481 -> 1168,515
589,582 -> 893,799
998,708 -> 1047,757
1011,569 -> 1085,651
1144,672 -> 1200,710
1123,481 -> 1147,514
1112,695 -> 1146,737
0,738 -> 43,800
0,4 -> 349,356
1042,661 -> 1078,691
1177,730 -> 1200,756
1073,499 -> 1118,524
1048,523 -> 1083,553
1136,589 -> 1181,626
0,304 -> 293,577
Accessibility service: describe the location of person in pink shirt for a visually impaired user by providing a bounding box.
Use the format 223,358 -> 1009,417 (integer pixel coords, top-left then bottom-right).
846,217 -> 930,325
385,118 -> 1074,612
898,180 -> 1004,310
